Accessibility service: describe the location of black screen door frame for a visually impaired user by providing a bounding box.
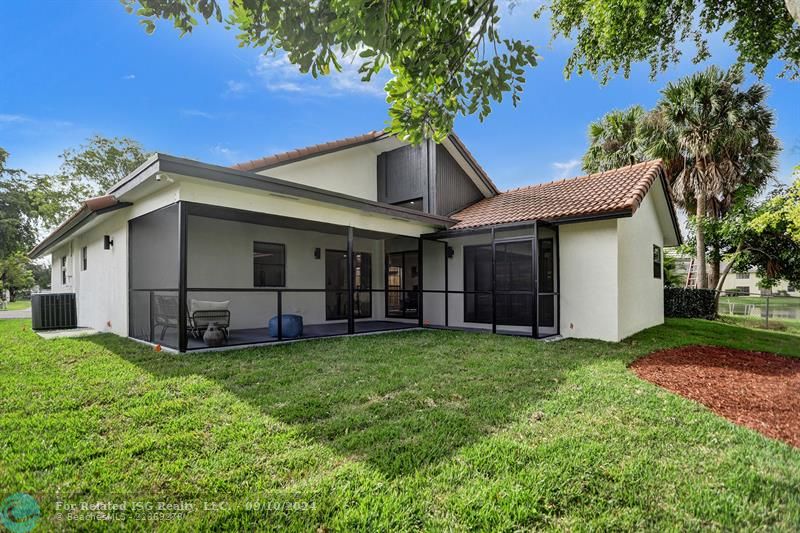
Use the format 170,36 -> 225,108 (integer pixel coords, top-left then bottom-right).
326,249 -> 372,321
492,235 -> 537,331
464,235 -> 537,330
385,250 -> 419,319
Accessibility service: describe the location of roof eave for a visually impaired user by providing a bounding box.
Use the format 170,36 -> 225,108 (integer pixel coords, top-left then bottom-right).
156,154 -> 456,226
446,132 -> 500,195
232,131 -> 390,173
28,199 -> 131,259
32,151 -> 457,257
423,209 -> 635,239
657,168 -> 683,246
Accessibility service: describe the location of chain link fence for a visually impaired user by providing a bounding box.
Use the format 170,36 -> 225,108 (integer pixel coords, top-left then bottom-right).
717,292 -> 800,334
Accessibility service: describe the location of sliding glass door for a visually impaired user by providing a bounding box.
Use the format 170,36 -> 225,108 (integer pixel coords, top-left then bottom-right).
325,250 -> 372,320
464,240 -> 533,327
386,251 -> 419,318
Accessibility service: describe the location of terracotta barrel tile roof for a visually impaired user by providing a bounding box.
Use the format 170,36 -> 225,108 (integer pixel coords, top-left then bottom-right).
450,159 -> 664,230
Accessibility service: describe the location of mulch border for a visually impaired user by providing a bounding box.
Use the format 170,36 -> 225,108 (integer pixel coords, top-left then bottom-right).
630,345 -> 800,448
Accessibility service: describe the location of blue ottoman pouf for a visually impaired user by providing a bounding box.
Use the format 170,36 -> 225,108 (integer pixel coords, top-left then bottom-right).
268,314 -> 303,338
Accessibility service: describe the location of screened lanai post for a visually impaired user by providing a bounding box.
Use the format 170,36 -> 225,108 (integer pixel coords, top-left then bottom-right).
491,227 -> 497,334
276,290 -> 283,341
178,201 -> 188,353
347,226 -> 354,335
444,240 -> 449,327
418,237 -> 424,328
555,224 -> 561,336
149,291 -> 155,343
532,221 -> 539,338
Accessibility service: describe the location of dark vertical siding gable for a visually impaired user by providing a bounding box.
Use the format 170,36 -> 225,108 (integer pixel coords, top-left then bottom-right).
377,142 -> 485,216
435,144 -> 483,215
377,143 -> 429,208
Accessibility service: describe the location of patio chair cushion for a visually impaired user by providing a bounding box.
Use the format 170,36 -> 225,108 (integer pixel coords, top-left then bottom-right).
190,299 -> 230,316
268,314 -> 303,339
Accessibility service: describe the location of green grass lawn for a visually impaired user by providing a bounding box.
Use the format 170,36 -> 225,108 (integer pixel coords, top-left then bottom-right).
0,299 -> 30,311
1,318 -> 799,531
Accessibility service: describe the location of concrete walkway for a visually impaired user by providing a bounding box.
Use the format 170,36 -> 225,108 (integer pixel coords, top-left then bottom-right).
0,308 -> 31,319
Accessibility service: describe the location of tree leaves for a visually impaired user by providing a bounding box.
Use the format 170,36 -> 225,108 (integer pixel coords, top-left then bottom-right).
120,1 -> 798,140
121,0 -> 537,142
58,135 -> 150,195
582,105 -> 649,173
546,0 -> 800,83
0,138 -> 150,260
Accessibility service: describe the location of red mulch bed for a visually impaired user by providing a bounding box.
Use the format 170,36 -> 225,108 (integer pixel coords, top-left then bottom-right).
631,345 -> 800,448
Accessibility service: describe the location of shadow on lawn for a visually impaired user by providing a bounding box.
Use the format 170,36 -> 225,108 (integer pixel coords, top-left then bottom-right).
89,330 -> 597,479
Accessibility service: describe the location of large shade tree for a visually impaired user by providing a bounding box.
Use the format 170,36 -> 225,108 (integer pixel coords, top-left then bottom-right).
0,138 -> 149,293
0,148 -> 39,258
125,0 -> 537,143
122,0 -> 800,141
35,135 -> 151,226
712,175 -> 800,308
0,148 -> 61,297
58,135 -> 150,197
546,0 -> 800,83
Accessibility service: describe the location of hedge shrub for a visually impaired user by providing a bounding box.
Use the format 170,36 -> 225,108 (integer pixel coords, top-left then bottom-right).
664,288 -> 717,319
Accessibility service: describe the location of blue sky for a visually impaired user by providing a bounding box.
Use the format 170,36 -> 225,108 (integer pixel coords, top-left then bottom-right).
1,1 -> 797,192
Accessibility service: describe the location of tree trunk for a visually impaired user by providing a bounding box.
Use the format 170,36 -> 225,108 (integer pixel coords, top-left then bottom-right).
710,245 -> 721,289
695,194 -> 708,289
714,241 -> 746,311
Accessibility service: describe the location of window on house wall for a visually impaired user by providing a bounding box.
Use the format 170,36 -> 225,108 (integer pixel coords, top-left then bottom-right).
81,246 -> 88,271
653,245 -> 662,279
736,286 -> 750,295
736,272 -> 750,280
253,242 -> 285,287
392,197 -> 424,211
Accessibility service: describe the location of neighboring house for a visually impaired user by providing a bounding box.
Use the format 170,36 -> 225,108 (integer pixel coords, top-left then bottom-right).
720,267 -> 800,296
29,131 -> 681,350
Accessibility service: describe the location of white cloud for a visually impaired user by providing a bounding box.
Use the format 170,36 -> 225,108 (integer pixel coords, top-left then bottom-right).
210,144 -> 239,164
0,114 -> 71,130
223,80 -> 249,97
122,74 -> 136,80
252,52 -> 389,98
0,114 -> 30,123
180,109 -> 215,119
552,159 -> 581,178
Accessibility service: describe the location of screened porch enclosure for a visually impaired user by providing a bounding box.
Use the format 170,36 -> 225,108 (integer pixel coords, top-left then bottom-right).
127,201 -> 561,352
128,201 -> 424,351
425,223 -> 560,338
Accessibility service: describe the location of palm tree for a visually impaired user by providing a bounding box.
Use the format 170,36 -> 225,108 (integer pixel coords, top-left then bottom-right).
643,66 -> 779,288
582,68 -> 778,289
582,105 -> 648,173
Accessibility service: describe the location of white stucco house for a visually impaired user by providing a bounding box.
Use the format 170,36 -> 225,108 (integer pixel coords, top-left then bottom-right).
29,130 -> 681,351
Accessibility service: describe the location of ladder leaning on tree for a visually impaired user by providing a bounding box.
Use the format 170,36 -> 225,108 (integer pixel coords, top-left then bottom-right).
685,258 -> 697,289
